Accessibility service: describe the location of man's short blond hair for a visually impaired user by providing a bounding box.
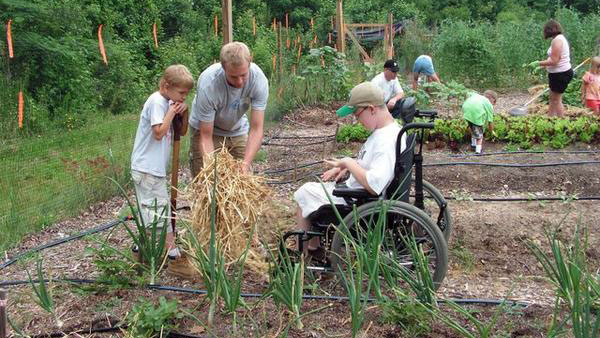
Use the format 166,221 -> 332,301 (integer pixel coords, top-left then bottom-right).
220,42 -> 252,68
159,64 -> 194,90
483,90 -> 498,102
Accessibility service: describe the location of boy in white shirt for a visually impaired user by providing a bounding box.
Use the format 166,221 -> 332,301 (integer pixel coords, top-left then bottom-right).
131,65 -> 194,258
293,82 -> 406,258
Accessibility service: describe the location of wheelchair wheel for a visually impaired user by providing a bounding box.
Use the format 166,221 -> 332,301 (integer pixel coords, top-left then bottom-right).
412,180 -> 452,242
329,200 -> 448,289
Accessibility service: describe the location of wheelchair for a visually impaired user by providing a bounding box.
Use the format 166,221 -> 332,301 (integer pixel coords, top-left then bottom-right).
282,98 -> 451,288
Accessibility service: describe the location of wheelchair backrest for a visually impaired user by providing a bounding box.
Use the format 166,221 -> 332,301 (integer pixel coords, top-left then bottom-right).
384,132 -> 416,202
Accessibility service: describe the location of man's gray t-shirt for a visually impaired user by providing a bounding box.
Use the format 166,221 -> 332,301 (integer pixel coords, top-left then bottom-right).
131,91 -> 172,177
189,62 -> 269,137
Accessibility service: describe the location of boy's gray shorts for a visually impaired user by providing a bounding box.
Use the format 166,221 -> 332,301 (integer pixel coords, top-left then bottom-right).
468,122 -> 484,139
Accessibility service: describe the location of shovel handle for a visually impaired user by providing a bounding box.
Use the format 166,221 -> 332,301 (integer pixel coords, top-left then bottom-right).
523,57 -> 591,107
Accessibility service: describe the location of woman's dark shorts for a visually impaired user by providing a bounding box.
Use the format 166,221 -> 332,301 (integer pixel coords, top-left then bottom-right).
548,68 -> 574,94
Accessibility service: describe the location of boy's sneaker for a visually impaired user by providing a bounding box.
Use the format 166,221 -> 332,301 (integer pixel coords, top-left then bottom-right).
470,145 -> 476,151
168,247 -> 181,260
131,245 -> 142,263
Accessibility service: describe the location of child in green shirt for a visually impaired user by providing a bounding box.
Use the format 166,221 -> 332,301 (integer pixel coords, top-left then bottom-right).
462,90 -> 497,154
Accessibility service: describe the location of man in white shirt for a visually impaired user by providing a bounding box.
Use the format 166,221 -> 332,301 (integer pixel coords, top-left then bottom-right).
371,59 -> 404,118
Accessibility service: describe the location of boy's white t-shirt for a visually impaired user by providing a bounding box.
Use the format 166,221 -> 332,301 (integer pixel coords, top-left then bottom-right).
371,72 -> 404,103
293,122 -> 405,218
131,91 -> 172,177
345,122 -> 405,194
189,62 -> 269,137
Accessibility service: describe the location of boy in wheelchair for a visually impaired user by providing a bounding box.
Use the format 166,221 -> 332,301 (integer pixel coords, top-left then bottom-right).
292,82 -> 407,261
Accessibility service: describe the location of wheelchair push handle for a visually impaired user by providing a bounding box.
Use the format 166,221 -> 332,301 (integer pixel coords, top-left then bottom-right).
415,109 -> 438,119
398,122 -> 434,139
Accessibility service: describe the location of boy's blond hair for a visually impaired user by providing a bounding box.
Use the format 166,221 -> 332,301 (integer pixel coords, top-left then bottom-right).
483,90 -> 498,103
159,64 -> 194,90
220,42 -> 252,68
591,56 -> 600,74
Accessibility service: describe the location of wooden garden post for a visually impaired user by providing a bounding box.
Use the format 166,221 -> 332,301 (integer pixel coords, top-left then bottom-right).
336,0 -> 345,53
387,13 -> 394,58
0,289 -> 6,338
222,0 -> 233,44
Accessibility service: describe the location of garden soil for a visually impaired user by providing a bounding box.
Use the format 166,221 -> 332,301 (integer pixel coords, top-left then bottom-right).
2,95 -> 600,337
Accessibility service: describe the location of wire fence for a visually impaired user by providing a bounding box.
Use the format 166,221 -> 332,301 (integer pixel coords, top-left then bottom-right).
0,114 -> 195,253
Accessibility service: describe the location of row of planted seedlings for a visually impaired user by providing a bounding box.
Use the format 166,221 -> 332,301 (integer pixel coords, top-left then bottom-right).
8,177 -> 600,337
336,114 -> 600,150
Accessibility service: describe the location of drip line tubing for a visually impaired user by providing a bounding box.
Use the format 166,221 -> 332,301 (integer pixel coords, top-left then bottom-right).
0,278 -> 530,308
270,134 -> 336,139
0,216 -> 129,270
29,325 -> 201,338
423,160 -> 600,168
262,161 -> 323,175
442,195 -> 600,202
260,159 -> 600,177
448,149 -> 600,157
263,137 -> 335,147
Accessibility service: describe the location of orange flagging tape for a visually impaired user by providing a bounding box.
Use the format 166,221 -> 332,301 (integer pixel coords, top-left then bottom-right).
253,17 -> 256,36
98,24 -> 108,65
153,23 -> 158,48
214,15 -> 218,37
285,13 -> 288,29
7,19 -> 14,58
18,91 -> 23,128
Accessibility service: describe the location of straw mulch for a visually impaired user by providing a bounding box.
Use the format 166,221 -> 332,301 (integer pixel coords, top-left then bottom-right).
527,103 -> 595,117
183,147 -> 274,274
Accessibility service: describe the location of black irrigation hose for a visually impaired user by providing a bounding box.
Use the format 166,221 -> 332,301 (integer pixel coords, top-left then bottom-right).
266,172 -> 320,185
261,159 -> 600,178
263,137 -> 335,147
30,324 -> 203,338
270,134 -> 336,139
449,150 -> 600,157
442,195 -> 600,202
0,278 -> 530,308
262,160 -> 324,175
424,160 -> 600,168
0,216 -> 130,270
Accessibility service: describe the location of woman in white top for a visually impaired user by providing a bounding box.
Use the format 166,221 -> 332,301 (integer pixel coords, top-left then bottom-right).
532,19 -> 573,117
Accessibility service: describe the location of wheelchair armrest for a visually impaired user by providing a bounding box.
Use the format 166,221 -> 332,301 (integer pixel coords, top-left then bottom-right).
332,184 -> 379,199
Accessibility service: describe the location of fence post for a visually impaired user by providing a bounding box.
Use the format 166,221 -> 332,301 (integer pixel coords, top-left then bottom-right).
0,289 -> 7,338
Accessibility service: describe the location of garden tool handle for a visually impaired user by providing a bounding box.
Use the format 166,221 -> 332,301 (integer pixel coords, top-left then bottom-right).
524,58 -> 591,107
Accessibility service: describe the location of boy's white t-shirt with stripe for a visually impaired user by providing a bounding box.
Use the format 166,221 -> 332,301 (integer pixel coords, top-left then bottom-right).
131,91 -> 172,177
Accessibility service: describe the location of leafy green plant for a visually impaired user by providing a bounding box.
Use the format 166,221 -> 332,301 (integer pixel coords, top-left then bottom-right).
268,248 -> 305,330
110,178 -> 168,285
125,297 -> 183,338
83,240 -> 144,291
336,123 -> 371,143
380,289 -> 432,336
184,162 -> 220,328
526,223 -> 600,337
338,233 -> 371,338
26,257 -> 54,315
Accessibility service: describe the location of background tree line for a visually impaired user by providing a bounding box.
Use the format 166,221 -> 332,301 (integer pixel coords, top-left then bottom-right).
1,0 -> 599,139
